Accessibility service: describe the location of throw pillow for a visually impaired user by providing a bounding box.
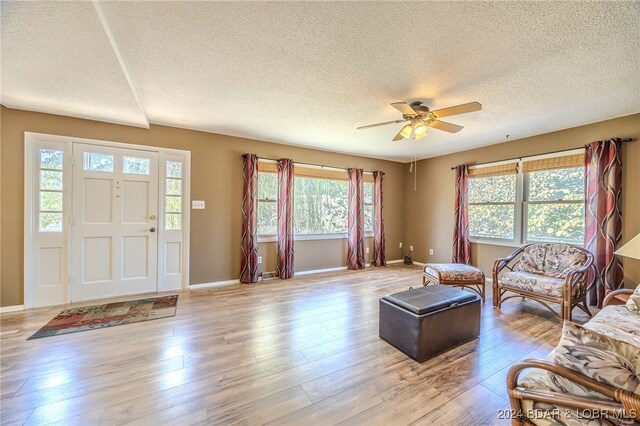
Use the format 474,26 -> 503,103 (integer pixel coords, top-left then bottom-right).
627,285 -> 640,315
518,244 -> 547,275
552,321 -> 640,395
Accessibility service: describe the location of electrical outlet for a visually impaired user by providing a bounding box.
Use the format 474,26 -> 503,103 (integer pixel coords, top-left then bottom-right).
257,256 -> 263,264
429,249 -> 434,255
365,247 -> 370,254
192,200 -> 205,209
410,245 -> 414,251
399,242 -> 403,248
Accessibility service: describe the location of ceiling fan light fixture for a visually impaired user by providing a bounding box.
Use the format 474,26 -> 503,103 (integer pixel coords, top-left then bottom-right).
399,124 -> 413,139
412,119 -> 428,139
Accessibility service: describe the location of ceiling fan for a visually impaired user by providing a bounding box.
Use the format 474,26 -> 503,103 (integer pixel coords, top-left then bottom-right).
357,101 -> 482,141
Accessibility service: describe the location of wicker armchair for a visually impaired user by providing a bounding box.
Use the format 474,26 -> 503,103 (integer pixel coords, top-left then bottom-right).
493,243 -> 594,322
506,288 -> 638,426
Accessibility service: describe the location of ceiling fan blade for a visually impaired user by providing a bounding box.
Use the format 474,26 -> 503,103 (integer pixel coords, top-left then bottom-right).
357,119 -> 406,130
429,120 -> 464,133
431,102 -> 482,118
392,129 -> 406,141
390,102 -> 417,116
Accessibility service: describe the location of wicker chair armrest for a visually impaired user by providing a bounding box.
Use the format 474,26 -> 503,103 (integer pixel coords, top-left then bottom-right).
493,247 -> 525,277
507,359 -> 640,421
603,289 -> 634,307
564,251 -> 595,288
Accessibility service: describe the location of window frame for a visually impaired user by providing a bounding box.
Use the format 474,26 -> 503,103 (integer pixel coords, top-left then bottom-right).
468,150 -> 584,247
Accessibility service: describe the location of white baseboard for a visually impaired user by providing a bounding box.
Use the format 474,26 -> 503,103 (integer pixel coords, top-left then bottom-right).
385,259 -> 404,265
295,266 -> 348,276
189,279 -> 239,289
412,261 -> 426,266
0,305 -> 24,313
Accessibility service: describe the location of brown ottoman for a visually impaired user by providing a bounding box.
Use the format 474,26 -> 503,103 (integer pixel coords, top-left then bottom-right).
379,285 -> 481,362
423,263 -> 486,302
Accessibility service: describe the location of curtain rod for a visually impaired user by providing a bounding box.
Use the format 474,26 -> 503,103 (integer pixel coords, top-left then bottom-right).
450,138 -> 633,170
257,156 -> 375,174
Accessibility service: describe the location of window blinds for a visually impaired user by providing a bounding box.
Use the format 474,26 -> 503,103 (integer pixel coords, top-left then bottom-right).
257,161 -> 373,182
522,153 -> 584,173
468,162 -> 518,178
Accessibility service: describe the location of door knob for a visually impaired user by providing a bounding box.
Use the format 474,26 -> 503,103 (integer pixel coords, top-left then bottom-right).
150,227 -> 156,233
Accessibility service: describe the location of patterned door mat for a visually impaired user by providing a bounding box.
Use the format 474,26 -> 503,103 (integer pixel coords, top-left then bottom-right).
28,295 -> 178,340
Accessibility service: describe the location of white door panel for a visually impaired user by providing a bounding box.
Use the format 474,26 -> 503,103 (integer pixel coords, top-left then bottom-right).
72,143 -> 158,301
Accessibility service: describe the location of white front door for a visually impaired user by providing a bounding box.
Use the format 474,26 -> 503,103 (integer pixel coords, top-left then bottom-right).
72,143 -> 159,301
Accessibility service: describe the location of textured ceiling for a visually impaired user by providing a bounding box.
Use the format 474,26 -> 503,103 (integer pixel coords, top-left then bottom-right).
2,1 -> 639,162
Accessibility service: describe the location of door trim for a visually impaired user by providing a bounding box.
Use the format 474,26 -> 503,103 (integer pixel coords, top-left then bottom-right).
24,132 -> 191,308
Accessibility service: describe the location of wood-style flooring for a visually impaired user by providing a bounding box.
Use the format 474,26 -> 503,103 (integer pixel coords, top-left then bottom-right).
0,264 -> 593,425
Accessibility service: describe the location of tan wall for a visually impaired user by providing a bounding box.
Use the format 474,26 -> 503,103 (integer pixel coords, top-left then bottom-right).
0,106 -> 406,307
403,113 -> 640,288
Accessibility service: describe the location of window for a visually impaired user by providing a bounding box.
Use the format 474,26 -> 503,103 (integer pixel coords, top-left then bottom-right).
123,156 -> 150,175
524,166 -> 584,244
294,176 -> 348,235
257,171 -> 278,235
256,166 -> 375,238
165,161 -> 183,230
468,174 -> 517,240
364,182 -> 374,234
39,149 -> 64,232
83,152 -> 114,172
468,152 -> 585,245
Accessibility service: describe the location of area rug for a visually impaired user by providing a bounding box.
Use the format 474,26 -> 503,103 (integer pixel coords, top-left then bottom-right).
27,295 -> 178,340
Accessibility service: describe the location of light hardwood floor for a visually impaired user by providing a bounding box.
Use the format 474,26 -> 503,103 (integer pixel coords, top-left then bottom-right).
0,264 -> 593,425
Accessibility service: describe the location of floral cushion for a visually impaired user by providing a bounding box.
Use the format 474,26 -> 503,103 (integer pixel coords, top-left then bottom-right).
584,305 -> 640,348
520,350 -> 612,426
518,243 -> 588,279
423,263 -> 484,283
519,322 -> 640,425
519,244 -> 548,275
499,271 -> 571,298
627,285 -> 640,315
543,244 -> 588,279
552,321 -> 640,395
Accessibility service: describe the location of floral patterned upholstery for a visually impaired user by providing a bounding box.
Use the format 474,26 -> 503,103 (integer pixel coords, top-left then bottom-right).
584,305 -> 640,348
518,243 -> 588,279
423,263 -> 484,283
519,321 -> 640,425
627,285 -> 640,315
499,271 -> 573,298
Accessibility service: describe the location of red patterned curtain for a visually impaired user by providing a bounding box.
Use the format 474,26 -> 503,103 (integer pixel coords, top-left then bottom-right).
240,153 -> 259,283
585,139 -> 624,307
452,164 -> 471,264
347,168 -> 366,270
277,159 -> 295,279
372,171 -> 386,267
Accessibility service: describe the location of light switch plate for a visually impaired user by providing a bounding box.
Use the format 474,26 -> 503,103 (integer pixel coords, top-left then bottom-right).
192,200 -> 205,209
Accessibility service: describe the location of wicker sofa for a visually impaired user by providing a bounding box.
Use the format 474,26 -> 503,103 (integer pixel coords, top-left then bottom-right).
493,243 -> 594,322
506,286 -> 640,425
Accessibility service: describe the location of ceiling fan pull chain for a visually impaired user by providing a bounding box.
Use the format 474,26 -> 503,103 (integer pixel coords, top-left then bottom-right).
414,145 -> 417,191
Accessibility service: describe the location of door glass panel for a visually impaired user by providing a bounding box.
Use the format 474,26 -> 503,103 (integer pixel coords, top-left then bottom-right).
84,152 -> 114,172
40,213 -> 63,232
40,191 -> 63,211
40,149 -> 63,169
166,196 -> 182,212
166,161 -> 182,178
166,178 -> 181,195
123,156 -> 150,175
166,213 -> 182,230
40,170 -> 63,190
